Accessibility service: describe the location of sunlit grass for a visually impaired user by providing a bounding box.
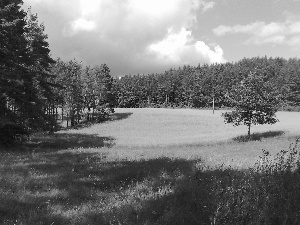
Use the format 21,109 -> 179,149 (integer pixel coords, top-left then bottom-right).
63,108 -> 300,147
1,108 -> 300,224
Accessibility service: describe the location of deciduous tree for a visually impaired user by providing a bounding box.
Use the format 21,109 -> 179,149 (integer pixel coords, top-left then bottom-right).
222,71 -> 282,138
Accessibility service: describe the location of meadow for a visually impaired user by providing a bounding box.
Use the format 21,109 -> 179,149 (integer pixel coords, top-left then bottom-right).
1,108 -> 300,224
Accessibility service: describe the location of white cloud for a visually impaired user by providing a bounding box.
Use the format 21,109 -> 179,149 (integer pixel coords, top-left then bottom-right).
200,1 -> 215,13
213,25 -> 233,36
23,0 -> 221,75
148,28 -> 226,65
213,22 -> 264,36
79,0 -> 101,17
195,41 -> 225,63
289,21 -> 300,33
148,28 -> 193,63
128,0 -> 180,18
213,14 -> 300,48
71,18 -> 96,32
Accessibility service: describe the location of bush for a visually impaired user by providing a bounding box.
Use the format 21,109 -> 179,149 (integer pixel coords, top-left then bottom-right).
0,124 -> 29,145
95,105 -> 115,122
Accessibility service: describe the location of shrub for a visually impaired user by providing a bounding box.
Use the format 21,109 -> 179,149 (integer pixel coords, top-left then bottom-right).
0,124 -> 29,145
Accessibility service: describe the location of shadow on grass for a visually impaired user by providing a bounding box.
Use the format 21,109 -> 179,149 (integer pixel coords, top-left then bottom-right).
30,156 -> 195,194
110,112 -> 133,121
2,138 -> 300,224
233,130 -> 285,142
0,133 -> 115,153
60,112 -> 133,130
25,133 -> 115,152
0,149 -> 201,224
0,198 -> 70,225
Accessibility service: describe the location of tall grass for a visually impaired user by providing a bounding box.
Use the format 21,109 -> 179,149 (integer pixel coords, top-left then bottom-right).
1,136 -> 300,224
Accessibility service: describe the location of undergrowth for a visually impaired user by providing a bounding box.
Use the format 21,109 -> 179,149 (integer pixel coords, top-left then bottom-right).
0,138 -> 300,224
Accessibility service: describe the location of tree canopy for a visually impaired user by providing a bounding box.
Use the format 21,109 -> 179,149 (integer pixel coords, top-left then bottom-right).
0,1 -> 55,142
114,57 -> 300,110
222,71 -> 283,138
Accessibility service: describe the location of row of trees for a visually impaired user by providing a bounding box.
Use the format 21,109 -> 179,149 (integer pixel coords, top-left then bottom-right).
115,57 -> 300,109
51,59 -> 116,127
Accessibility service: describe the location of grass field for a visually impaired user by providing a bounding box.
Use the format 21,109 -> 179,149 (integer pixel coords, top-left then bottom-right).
1,108 -> 300,224
59,108 -> 300,167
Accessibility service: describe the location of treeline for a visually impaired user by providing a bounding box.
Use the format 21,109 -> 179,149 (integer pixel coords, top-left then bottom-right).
115,57 -> 300,109
50,59 -> 116,128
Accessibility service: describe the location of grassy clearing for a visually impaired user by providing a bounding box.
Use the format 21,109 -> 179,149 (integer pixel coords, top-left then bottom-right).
60,108 -> 300,167
1,108 -> 300,224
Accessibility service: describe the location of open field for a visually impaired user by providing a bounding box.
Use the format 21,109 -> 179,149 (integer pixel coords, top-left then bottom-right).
1,108 -> 300,224
59,108 -> 300,167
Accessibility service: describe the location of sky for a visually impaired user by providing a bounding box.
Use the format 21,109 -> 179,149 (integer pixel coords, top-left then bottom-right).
22,0 -> 300,77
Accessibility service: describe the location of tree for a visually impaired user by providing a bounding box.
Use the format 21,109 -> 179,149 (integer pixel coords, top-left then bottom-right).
53,59 -> 83,126
222,71 -> 282,138
1,0 -> 28,128
1,1 -> 56,142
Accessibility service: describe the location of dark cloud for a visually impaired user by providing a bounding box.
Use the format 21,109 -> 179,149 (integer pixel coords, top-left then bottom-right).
23,0 -> 224,76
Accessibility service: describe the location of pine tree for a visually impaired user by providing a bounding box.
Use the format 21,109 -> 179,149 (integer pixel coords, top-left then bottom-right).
0,1 -> 56,142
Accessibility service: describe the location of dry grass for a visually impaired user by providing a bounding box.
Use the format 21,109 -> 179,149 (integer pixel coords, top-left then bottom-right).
59,108 -> 300,167
1,108 -> 300,224
62,108 -> 299,147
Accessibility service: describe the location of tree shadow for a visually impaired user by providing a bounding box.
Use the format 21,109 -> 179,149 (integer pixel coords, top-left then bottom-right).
30,156 -> 196,194
233,130 -> 285,142
83,166 -> 248,225
0,151 -> 200,224
2,143 -> 300,224
59,112 -> 133,130
23,133 -> 115,152
110,112 -> 133,121
0,198 -> 70,225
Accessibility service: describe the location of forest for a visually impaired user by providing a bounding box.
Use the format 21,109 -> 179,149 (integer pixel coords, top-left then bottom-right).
1,0 -> 300,144
116,57 -> 300,109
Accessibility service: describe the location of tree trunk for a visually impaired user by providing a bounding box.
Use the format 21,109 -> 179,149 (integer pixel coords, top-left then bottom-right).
248,123 -> 251,139
70,109 -> 75,126
247,112 -> 252,139
212,97 -> 215,114
66,112 -> 69,128
62,106 -> 64,122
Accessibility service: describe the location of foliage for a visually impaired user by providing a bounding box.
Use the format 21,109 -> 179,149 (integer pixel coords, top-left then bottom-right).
0,1 -> 56,142
114,57 -> 300,110
52,59 -> 116,126
222,71 -> 282,137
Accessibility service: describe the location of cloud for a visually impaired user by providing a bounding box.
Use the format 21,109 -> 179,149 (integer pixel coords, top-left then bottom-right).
148,28 -> 225,64
200,1 -> 215,13
68,18 -> 96,34
213,14 -> 300,48
195,41 -> 225,63
23,0 -> 222,76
